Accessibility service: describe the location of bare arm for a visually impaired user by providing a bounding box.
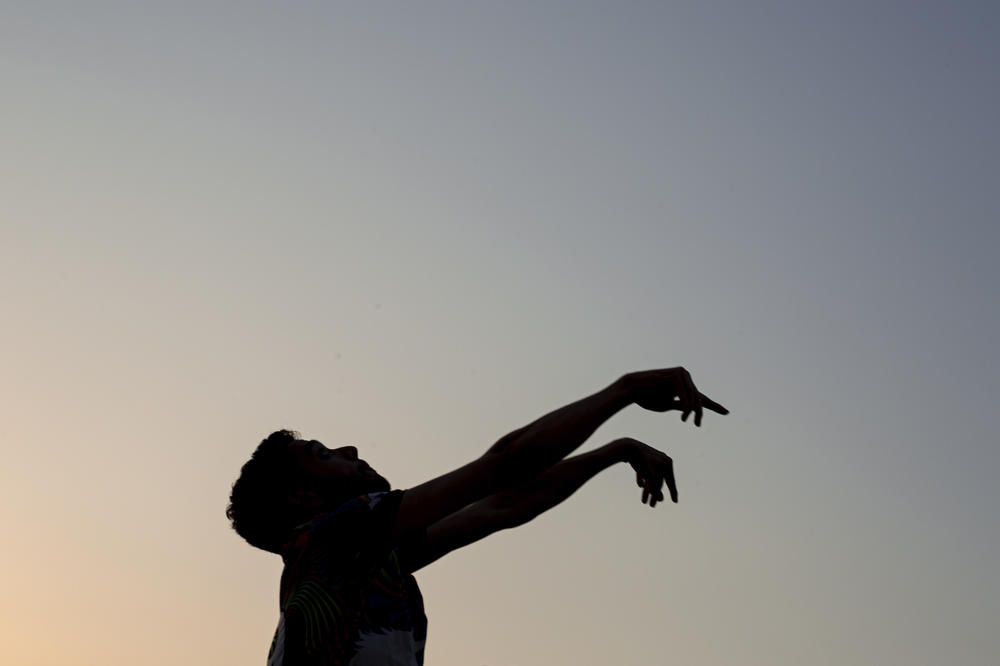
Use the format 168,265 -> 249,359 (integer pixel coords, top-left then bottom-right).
394,368 -> 727,537
489,367 -> 727,482
404,438 -> 679,572
494,440 -> 630,524
486,378 -> 633,485
393,378 -> 632,537
405,441 -> 630,572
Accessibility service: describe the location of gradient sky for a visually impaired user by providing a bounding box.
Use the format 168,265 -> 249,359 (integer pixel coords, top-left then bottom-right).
2,2 -> 998,665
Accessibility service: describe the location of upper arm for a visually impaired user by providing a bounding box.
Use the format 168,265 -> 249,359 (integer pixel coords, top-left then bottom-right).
403,498 -> 515,572
393,450 -> 512,539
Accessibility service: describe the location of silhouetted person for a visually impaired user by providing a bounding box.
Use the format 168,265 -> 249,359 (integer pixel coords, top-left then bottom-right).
226,367 -> 728,665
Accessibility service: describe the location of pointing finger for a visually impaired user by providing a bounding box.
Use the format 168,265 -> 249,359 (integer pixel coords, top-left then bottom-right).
700,394 -> 729,415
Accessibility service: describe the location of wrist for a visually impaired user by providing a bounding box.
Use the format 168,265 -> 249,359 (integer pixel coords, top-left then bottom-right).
606,375 -> 635,409
605,438 -> 635,464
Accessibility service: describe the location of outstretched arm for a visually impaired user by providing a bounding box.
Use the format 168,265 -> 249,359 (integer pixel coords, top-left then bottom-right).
405,438 -> 676,572
394,367 -> 727,538
486,379 -> 632,483
492,367 -> 726,484
393,377 -> 630,538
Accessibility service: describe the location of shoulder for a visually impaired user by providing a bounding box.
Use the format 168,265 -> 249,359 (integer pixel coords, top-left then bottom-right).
285,491 -> 407,552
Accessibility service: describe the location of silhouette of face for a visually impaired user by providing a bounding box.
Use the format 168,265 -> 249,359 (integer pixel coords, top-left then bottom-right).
289,439 -> 391,500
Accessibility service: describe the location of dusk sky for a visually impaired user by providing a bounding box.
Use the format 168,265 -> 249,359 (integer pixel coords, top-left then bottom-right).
2,3 -> 997,665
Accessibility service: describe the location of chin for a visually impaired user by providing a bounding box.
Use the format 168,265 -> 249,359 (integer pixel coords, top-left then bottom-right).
369,476 -> 392,493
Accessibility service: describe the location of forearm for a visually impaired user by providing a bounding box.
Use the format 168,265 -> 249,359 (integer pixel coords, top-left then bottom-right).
488,378 -> 632,487
490,442 -> 627,526
405,442 -> 630,572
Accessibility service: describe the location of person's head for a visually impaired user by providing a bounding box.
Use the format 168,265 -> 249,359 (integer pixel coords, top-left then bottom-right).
226,429 -> 391,553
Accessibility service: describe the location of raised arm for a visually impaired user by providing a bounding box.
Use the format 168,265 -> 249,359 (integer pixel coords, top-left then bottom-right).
404,438 -> 678,572
394,367 -> 727,537
488,367 -> 727,478
393,377 -> 629,537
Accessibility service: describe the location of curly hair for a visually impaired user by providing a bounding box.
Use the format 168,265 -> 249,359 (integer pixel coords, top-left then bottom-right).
226,429 -> 303,553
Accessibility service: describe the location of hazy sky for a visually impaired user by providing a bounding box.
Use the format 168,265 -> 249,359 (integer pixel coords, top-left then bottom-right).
2,2 -> 997,665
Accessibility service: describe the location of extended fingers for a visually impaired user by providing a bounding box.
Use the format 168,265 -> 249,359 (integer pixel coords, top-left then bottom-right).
671,368 -> 728,425
700,393 -> 730,415
641,458 -> 676,507
638,466 -> 656,505
630,441 -> 678,507
686,371 -> 704,427
664,457 -> 677,503
648,477 -> 663,507
639,472 -> 661,506
673,367 -> 700,426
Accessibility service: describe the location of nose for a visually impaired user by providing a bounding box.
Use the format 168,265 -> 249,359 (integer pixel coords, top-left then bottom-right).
332,446 -> 358,461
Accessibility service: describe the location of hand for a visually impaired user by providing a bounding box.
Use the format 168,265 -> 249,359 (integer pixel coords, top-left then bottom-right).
613,438 -> 677,507
621,367 -> 729,426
